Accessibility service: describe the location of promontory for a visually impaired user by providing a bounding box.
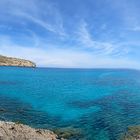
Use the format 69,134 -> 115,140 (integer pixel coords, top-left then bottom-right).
0,55 -> 36,67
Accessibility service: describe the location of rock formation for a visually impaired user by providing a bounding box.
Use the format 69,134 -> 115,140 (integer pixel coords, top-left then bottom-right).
0,121 -> 61,140
0,55 -> 36,67
120,126 -> 140,140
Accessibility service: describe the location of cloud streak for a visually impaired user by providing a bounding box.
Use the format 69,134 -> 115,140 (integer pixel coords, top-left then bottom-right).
109,0 -> 140,32
0,36 -> 139,68
76,20 -> 129,56
0,0 -> 140,68
0,43 -> 139,68
0,0 -> 66,36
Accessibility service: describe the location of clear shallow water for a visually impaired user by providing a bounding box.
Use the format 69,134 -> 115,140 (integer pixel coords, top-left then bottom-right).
0,67 -> 140,139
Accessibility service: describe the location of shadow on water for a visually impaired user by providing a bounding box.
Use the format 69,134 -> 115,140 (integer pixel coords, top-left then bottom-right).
68,89 -> 140,140
1,89 -> 140,139
0,94 -> 83,139
0,81 -> 21,85
0,94 -> 62,128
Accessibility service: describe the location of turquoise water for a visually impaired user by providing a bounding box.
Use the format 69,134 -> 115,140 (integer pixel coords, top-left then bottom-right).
0,67 -> 140,139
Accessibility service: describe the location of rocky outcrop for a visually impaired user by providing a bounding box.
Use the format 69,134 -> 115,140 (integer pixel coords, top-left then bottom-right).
0,121 -> 60,140
0,55 -> 36,67
120,126 -> 140,140
54,127 -> 81,139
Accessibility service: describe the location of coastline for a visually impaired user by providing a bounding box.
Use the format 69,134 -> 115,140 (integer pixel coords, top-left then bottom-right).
120,126 -> 140,140
0,55 -> 36,68
0,120 -> 63,140
1,120 -> 140,140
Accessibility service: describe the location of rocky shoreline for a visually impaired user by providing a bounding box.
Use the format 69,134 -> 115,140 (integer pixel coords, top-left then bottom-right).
0,121 -> 140,140
0,55 -> 36,67
120,126 -> 140,140
0,120 -> 83,140
0,121 -> 63,140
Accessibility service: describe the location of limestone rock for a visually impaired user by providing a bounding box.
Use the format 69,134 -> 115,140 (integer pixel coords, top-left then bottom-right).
0,121 -> 59,140
0,55 -> 36,67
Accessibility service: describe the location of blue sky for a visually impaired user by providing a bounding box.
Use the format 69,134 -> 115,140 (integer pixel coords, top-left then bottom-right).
0,0 -> 140,68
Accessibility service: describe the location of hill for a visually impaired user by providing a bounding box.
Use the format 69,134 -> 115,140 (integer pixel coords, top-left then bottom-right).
0,55 -> 36,67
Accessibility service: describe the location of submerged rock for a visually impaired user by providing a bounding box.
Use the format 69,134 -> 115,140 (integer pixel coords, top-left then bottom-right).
0,121 -> 61,140
54,127 -> 82,139
0,108 -> 6,113
0,55 -> 36,67
120,126 -> 140,140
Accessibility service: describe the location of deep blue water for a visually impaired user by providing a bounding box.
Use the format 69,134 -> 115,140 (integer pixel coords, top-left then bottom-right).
0,67 -> 140,139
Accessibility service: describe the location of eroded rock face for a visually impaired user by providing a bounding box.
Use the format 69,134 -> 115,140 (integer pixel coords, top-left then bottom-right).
0,121 -> 59,140
0,55 -> 36,67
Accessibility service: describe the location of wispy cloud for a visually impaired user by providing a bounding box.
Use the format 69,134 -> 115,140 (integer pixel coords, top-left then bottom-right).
0,0 -> 139,68
128,26 -> 140,32
0,42 -> 139,68
0,35 -> 138,68
0,0 -> 66,36
109,0 -> 140,32
76,20 -> 129,56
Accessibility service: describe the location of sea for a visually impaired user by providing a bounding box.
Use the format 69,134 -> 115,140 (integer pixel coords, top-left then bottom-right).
0,67 -> 140,140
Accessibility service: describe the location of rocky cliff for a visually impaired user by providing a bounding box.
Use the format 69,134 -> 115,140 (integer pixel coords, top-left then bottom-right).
0,55 -> 36,67
0,121 -> 60,140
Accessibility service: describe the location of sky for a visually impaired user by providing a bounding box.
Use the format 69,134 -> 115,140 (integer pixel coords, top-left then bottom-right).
0,0 -> 140,68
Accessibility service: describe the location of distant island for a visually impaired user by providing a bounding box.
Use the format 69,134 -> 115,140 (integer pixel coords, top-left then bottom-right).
0,55 -> 36,68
